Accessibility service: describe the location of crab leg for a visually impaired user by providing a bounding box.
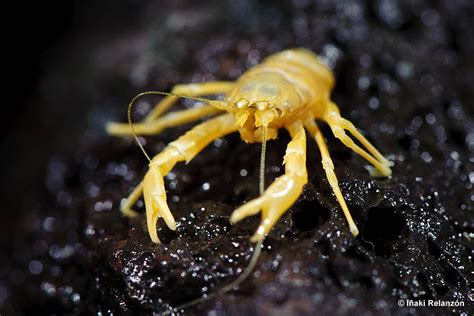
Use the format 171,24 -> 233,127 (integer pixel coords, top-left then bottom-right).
304,119 -> 359,236
106,105 -> 221,136
111,105 -> 227,218
141,113 -> 237,243
143,81 -> 235,122
324,103 -> 392,178
120,181 -> 144,218
107,81 -> 234,135
230,121 -> 308,242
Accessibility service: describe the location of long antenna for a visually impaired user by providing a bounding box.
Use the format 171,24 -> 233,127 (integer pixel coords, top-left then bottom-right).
166,238 -> 264,314
125,91 -> 228,162
127,92 -> 153,162
259,125 -> 268,195
164,126 -> 270,314
130,97 -> 269,314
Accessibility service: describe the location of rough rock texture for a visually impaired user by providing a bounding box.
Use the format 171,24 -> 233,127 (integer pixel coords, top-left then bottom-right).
1,0 -> 473,315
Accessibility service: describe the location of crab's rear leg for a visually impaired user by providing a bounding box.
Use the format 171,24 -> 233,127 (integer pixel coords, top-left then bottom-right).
141,113 -> 237,243
324,102 -> 392,177
230,121 -> 308,242
304,119 -> 359,236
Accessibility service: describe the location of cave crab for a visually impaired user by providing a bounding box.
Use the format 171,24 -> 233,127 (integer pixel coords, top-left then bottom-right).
106,48 -> 393,310
107,48 -> 392,245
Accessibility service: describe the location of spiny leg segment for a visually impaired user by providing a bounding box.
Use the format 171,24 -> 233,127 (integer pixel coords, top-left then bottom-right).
304,119 -> 359,236
230,121 -> 308,242
324,102 -> 392,178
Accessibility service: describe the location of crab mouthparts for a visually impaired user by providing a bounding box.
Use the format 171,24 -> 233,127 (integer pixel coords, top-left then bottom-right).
254,109 -> 276,127
235,108 -> 276,127
235,110 -> 250,127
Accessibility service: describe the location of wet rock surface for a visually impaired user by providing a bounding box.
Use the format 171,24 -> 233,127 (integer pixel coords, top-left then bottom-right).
1,0 -> 473,315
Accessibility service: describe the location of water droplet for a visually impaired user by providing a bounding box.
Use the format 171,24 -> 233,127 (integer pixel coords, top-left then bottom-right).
28,260 -> 43,275
358,76 -> 370,90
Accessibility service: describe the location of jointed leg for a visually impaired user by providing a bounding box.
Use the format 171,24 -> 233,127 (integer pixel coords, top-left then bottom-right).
144,81 -> 235,122
107,81 -> 235,135
134,113 -> 237,243
324,102 -> 391,177
305,119 -> 359,236
230,121 -> 308,242
120,180 -> 143,218
106,105 -> 221,136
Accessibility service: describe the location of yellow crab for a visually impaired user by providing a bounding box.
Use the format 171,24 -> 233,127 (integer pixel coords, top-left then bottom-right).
107,48 -> 392,244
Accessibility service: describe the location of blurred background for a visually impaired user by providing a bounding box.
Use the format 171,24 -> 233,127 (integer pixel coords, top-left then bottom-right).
1,0 -> 473,314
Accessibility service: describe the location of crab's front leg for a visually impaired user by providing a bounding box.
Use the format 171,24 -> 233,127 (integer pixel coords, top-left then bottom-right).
128,113 -> 238,243
106,81 -> 235,135
230,121 -> 308,242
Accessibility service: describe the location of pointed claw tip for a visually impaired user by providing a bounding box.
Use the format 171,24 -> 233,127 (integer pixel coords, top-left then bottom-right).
121,208 -> 139,218
153,195 -> 177,231
167,220 -> 177,231
150,234 -> 161,244
229,210 -> 244,224
106,122 -> 129,136
368,166 -> 392,178
350,224 -> 359,237
250,234 -> 265,243
105,122 -> 117,134
250,234 -> 260,243
229,214 -> 238,224
383,157 -> 393,167
250,225 -> 266,243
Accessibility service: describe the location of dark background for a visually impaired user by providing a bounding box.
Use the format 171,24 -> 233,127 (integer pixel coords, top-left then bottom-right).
3,0 -> 145,213
6,1 -> 74,134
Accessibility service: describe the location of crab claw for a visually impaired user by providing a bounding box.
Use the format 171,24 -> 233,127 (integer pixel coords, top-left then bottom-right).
230,174 -> 305,243
230,121 -> 308,243
143,164 -> 177,243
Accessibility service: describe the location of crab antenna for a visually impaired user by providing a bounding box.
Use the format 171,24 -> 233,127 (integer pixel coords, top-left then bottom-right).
127,92 -> 152,162
136,90 -> 228,110
259,125 -> 268,195
167,238 -> 264,314
218,238 -> 264,293
126,91 -> 229,162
